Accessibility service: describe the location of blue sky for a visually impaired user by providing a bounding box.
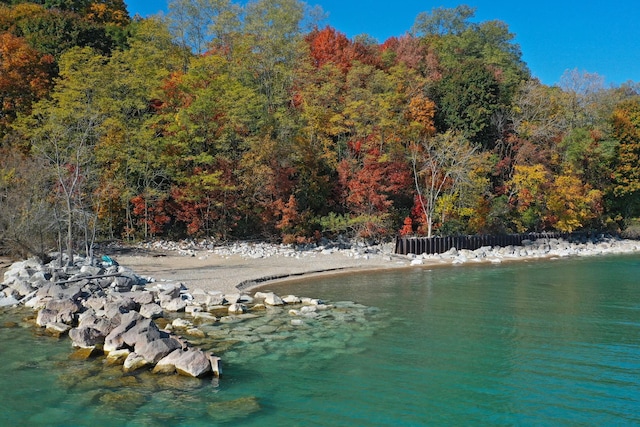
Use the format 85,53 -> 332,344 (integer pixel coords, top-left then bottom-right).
125,0 -> 640,86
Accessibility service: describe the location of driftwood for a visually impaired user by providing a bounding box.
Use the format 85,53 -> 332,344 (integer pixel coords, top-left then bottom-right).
55,272 -> 125,285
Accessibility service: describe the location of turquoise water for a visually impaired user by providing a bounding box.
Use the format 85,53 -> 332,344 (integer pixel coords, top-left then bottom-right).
1,254 -> 640,426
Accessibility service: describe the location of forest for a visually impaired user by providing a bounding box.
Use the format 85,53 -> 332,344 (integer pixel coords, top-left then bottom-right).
1,0 -> 640,259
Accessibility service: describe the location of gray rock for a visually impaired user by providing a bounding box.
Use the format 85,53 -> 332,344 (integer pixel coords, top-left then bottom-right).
135,337 -> 182,364
77,310 -> 118,335
139,303 -> 163,319
69,326 -> 105,348
224,293 -> 241,304
45,322 -> 71,337
36,308 -> 60,327
121,318 -> 163,348
103,311 -> 144,352
154,348 -> 212,377
160,296 -> 187,312
84,296 -> 106,311
6,280 -> 34,297
131,291 -> 155,305
44,299 -> 81,324
157,283 -> 182,298
171,318 -> 193,329
108,294 -> 137,311
261,292 -> 284,306
205,293 -> 225,306
110,276 -> 135,291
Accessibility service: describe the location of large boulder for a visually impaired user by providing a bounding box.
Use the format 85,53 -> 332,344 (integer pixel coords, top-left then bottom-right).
160,296 -> 187,312
154,348 -> 212,378
5,280 -> 34,297
35,308 -> 59,327
135,337 -> 182,364
120,318 -> 163,348
77,310 -> 118,336
123,352 -> 150,372
43,299 -> 81,324
228,303 -> 246,314
103,311 -> 144,352
0,295 -> 19,308
255,292 -> 284,306
45,322 -> 71,337
69,326 -> 105,348
139,303 -> 163,319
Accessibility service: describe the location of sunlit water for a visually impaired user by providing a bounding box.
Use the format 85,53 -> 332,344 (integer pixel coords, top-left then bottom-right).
1,254 -> 640,426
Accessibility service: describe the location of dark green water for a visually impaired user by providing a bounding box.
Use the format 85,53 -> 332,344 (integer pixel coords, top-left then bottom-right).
1,255 -> 639,426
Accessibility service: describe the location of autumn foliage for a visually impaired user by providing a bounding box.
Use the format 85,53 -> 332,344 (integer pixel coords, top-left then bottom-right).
1,1 -> 639,257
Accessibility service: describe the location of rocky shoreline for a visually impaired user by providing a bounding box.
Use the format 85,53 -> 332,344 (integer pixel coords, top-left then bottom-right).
1,235 -> 639,382
0,253 -> 360,379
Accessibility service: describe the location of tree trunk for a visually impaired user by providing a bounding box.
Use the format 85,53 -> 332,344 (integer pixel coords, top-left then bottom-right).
66,198 -> 73,267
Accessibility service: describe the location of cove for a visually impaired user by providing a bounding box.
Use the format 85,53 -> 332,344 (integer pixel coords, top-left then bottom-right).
1,254 -> 640,425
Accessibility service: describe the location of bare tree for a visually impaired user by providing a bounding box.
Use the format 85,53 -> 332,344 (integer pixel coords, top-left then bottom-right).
410,130 -> 480,237
0,146 -> 56,259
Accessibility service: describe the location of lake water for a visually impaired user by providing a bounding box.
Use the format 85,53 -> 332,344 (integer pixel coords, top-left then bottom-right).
1,254 -> 640,426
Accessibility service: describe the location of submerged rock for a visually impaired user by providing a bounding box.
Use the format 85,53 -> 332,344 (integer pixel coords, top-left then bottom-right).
207,396 -> 261,424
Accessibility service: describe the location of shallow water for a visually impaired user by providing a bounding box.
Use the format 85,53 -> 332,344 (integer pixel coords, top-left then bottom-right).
1,254 -> 640,425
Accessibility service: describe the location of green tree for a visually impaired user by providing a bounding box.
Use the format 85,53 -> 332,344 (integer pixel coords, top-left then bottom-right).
434,59 -> 500,145
18,47 -> 107,264
94,17 -> 182,239
611,98 -> 640,218
411,5 -> 475,37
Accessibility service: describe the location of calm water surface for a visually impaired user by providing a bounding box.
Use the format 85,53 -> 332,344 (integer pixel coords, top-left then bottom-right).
1,254 -> 639,426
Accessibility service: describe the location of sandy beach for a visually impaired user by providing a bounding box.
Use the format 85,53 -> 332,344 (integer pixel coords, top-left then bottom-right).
3,237 -> 639,297
112,246 -> 408,295
108,236 -> 640,296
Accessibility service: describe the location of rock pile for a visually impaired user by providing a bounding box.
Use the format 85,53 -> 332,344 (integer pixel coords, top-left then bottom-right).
0,255 -> 221,378
135,238 -> 391,260
0,253 -> 379,381
406,236 -> 640,265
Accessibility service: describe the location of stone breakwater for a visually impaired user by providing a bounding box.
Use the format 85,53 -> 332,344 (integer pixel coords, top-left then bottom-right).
404,236 -> 640,266
0,254 -> 371,380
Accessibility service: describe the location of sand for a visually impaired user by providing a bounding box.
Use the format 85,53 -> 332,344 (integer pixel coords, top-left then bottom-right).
113,249 -> 409,295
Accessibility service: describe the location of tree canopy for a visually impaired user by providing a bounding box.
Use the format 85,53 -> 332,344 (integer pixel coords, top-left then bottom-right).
1,1 -> 638,257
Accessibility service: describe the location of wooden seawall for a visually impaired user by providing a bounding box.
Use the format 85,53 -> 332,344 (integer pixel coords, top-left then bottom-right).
394,232 -> 581,255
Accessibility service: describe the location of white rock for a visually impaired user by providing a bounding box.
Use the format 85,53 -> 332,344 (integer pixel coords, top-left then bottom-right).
172,318 -> 193,329
228,303 -> 247,314
264,293 -> 284,306
282,295 -> 301,304
0,295 -> 19,308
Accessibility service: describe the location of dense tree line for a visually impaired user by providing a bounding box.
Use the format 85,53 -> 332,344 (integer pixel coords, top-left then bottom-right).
1,1 -> 639,258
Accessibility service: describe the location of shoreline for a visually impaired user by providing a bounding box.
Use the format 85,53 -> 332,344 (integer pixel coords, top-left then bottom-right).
108,236 -> 640,295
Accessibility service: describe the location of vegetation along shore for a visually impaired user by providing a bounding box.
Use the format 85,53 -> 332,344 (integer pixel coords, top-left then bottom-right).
1,2 -> 640,262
